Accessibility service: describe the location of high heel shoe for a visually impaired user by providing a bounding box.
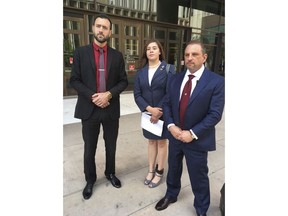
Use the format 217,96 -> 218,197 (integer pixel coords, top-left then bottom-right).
149,169 -> 164,188
144,171 -> 155,185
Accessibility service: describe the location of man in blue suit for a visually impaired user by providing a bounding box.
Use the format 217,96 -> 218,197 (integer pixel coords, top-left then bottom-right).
155,40 -> 225,216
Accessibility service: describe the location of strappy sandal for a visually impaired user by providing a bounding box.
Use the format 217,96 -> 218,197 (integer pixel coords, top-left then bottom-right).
148,169 -> 164,188
144,171 -> 155,185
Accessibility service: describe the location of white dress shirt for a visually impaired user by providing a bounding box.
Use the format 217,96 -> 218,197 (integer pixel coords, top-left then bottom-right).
179,64 -> 204,99
168,64 -> 205,140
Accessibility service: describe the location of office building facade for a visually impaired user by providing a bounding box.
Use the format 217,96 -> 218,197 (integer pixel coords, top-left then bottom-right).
64,0 -> 224,96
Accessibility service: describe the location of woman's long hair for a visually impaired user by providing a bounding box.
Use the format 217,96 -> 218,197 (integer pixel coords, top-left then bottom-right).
140,39 -> 166,68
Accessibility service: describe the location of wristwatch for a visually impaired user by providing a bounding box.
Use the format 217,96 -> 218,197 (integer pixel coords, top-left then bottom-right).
107,91 -> 112,100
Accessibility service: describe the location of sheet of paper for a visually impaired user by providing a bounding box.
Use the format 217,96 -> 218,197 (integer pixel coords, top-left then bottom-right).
141,112 -> 164,137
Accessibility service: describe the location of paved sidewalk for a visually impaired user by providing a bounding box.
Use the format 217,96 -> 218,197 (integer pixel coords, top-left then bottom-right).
63,92 -> 225,216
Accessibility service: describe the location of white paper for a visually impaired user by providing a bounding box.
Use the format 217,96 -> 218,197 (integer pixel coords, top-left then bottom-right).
141,112 -> 164,137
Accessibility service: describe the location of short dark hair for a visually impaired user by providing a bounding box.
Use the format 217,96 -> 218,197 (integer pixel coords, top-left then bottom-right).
185,40 -> 207,54
93,13 -> 112,30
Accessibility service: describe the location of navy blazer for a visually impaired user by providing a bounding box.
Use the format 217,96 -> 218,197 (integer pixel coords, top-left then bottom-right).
70,44 -> 128,120
134,61 -> 174,112
163,68 -> 225,151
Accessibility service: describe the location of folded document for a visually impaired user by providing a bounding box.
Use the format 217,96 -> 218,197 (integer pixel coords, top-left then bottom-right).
141,112 -> 164,137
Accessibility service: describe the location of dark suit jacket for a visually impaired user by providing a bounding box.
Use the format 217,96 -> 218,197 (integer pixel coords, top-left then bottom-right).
70,44 -> 128,120
163,68 -> 225,151
134,61 -> 174,112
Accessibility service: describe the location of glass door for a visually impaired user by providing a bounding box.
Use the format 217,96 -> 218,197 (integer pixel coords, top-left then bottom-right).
63,16 -> 85,96
152,27 -> 182,72
152,27 -> 167,51
167,29 -> 181,71
122,22 -> 141,91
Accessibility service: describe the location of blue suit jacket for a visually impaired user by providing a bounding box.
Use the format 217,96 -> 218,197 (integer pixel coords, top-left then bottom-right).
163,68 -> 225,151
134,61 -> 174,112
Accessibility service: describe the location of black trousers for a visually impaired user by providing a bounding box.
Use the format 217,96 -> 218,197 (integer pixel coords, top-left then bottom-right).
81,109 -> 119,184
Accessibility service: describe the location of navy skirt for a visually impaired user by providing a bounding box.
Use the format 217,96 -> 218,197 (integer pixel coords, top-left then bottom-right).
142,116 -> 168,140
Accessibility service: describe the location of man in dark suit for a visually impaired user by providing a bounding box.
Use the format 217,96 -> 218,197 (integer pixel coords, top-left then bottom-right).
70,14 -> 128,200
155,40 -> 225,216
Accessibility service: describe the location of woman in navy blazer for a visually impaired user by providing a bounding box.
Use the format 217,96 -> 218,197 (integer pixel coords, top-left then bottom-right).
134,39 -> 175,188
155,40 -> 225,216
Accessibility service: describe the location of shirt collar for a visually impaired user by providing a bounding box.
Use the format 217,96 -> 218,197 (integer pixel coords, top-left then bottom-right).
185,64 -> 205,80
92,42 -> 108,53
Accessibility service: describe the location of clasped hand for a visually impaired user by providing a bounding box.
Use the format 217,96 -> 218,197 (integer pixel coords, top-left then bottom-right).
149,107 -> 163,124
169,125 -> 194,143
91,92 -> 110,108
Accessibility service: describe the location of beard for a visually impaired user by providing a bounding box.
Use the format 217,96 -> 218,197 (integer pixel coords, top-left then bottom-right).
94,33 -> 110,44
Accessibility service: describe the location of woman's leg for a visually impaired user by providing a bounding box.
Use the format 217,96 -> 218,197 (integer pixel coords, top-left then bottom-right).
145,139 -> 157,182
150,139 -> 167,185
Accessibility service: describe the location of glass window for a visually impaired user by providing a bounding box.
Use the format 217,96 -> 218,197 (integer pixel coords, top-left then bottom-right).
167,42 -> 178,68
204,45 -> 215,71
112,23 -> 119,35
192,31 -> 216,45
88,15 -> 94,32
191,33 -> 201,41
154,30 -> 165,39
125,39 -> 139,56
144,24 -> 151,38
109,38 -> 120,50
182,29 -> 189,43
64,33 -> 81,67
63,20 -> 81,30
63,31 -> 81,96
124,26 -> 138,37
168,30 -> 180,41
169,31 -> 177,41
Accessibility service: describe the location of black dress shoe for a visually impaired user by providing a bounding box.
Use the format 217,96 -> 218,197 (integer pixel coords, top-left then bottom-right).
155,196 -> 177,211
106,174 -> 121,188
82,183 -> 94,200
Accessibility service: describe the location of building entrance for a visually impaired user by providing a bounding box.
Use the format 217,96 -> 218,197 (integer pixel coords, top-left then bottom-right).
63,16 -> 85,96
63,13 -> 191,97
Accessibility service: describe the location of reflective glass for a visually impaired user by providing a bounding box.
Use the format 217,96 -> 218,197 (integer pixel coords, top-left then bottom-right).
125,39 -> 139,55
124,26 -> 138,37
144,24 -> 150,38
112,23 -> 119,34
64,20 -> 80,30
169,31 -> 177,41
110,38 -> 119,50
154,30 -> 165,39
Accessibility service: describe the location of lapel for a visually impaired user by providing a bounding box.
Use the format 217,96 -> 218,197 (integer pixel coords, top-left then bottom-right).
175,71 -> 186,111
189,69 -> 210,104
88,44 -> 96,71
141,64 -> 150,89
152,61 -> 166,80
150,61 -> 166,87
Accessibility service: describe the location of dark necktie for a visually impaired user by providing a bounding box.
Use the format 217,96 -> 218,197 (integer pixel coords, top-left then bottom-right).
98,48 -> 106,92
179,74 -> 195,128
